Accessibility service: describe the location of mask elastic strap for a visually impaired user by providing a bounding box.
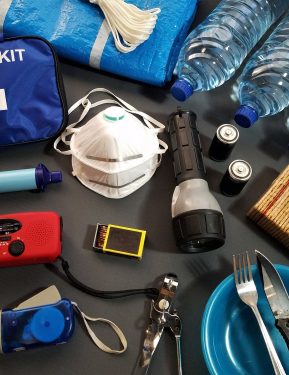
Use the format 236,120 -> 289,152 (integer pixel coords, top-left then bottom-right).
54,98 -> 92,155
86,88 -> 165,133
155,139 -> 168,167
72,302 -> 127,354
53,88 -> 165,155
157,139 -> 168,154
53,88 -> 166,154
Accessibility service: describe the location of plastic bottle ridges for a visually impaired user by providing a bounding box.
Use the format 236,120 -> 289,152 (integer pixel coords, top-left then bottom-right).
235,12 -> 289,127
171,0 -> 289,101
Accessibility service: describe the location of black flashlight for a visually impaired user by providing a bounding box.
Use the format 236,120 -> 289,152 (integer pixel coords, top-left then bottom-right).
167,109 -> 226,252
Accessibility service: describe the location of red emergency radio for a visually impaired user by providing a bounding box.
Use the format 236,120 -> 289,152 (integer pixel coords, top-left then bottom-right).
0,212 -> 62,267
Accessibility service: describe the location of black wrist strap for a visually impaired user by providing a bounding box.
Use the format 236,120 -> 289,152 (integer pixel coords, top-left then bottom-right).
57,256 -> 159,299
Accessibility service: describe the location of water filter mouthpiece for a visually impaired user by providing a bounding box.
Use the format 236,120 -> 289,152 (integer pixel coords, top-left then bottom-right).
35,164 -> 62,191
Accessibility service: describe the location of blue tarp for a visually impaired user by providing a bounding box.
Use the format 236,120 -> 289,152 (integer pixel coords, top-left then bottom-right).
1,0 -> 198,86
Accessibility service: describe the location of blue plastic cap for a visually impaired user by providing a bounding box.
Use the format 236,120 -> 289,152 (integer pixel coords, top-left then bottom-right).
30,307 -> 65,343
234,105 -> 259,128
171,79 -> 194,101
35,163 -> 62,191
50,171 -> 62,184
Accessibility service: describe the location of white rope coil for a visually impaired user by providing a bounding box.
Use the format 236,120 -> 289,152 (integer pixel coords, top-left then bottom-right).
89,0 -> 160,53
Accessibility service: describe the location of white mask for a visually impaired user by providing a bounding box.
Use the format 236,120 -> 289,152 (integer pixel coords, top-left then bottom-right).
54,88 -> 168,198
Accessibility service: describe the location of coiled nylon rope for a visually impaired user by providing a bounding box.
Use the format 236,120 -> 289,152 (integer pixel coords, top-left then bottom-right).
89,0 -> 160,53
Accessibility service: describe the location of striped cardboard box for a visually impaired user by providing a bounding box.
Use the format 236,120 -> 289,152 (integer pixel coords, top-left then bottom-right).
247,165 -> 289,248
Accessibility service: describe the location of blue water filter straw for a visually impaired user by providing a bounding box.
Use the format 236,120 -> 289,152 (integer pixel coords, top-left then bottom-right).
0,163 -> 62,193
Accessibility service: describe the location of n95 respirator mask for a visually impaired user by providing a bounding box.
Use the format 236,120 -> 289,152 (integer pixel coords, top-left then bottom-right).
54,88 -> 167,199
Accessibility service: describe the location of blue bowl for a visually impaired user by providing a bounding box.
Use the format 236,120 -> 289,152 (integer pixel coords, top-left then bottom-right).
201,265 -> 289,375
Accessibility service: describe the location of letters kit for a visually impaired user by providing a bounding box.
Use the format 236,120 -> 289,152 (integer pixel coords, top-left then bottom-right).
0,34 -> 67,146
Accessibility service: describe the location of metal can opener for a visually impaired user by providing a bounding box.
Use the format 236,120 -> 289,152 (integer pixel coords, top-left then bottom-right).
139,273 -> 182,375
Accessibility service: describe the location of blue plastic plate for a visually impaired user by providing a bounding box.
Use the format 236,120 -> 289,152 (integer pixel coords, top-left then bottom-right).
201,265 -> 289,375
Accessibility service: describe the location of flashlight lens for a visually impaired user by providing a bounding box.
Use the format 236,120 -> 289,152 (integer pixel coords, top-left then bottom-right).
180,238 -> 224,252
173,210 -> 226,253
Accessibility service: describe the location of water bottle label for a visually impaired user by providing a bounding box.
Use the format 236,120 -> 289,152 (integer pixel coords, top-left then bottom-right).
0,89 -> 7,111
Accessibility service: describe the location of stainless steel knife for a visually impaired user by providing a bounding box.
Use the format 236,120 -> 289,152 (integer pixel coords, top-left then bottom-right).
256,250 -> 289,348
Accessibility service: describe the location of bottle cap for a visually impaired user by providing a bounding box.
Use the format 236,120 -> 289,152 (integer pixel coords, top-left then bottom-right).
35,163 -> 62,191
171,79 -> 194,101
234,105 -> 259,128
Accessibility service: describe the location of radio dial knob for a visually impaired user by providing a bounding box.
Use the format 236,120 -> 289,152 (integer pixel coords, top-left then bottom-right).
9,240 -> 25,256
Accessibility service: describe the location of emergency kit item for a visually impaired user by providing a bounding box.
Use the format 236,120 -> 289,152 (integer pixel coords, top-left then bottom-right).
0,209 -> 158,299
89,0 -> 160,53
220,160 -> 252,196
0,35 -> 67,146
171,0 -> 289,100
247,165 -> 289,249
0,212 -> 62,267
235,11 -> 289,128
55,256 -> 159,299
0,163 -> 62,193
93,223 -> 146,259
167,109 -> 226,252
139,274 -> 182,375
1,0 -> 198,86
54,88 -> 168,199
0,286 -> 127,354
209,124 -> 239,161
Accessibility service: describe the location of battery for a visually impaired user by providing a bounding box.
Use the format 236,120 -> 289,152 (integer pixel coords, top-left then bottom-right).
220,160 -> 252,196
209,124 -> 239,161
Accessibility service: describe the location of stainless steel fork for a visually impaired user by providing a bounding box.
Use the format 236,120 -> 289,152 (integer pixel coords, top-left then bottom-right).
233,252 -> 286,375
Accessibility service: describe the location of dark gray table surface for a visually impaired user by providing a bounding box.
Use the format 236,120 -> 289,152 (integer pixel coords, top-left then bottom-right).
1,2 -> 289,374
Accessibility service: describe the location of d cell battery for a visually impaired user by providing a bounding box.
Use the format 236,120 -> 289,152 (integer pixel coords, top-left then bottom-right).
209,124 -> 239,161
220,160 -> 252,196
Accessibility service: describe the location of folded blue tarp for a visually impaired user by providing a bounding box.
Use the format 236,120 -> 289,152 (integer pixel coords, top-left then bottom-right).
0,0 -> 198,86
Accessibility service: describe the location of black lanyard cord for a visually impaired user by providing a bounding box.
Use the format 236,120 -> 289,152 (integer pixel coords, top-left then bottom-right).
57,256 -> 159,299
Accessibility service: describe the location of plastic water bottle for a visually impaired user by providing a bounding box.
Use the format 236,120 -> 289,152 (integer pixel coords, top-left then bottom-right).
235,12 -> 289,127
171,0 -> 289,102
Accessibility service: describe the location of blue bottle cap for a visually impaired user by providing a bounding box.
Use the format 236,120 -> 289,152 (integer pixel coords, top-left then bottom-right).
30,307 -> 65,343
171,79 -> 194,101
35,163 -> 62,191
234,105 -> 259,128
